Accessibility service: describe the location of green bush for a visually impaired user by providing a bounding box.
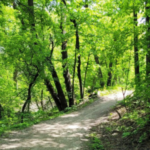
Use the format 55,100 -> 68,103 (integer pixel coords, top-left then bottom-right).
90,135 -> 105,150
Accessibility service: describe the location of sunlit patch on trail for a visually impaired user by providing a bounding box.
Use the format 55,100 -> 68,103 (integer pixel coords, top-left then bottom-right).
60,113 -> 79,118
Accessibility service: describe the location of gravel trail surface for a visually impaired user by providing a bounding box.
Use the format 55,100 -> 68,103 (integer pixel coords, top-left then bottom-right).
0,91 -> 132,150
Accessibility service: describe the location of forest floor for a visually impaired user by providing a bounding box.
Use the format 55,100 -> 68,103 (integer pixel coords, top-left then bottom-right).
0,91 -> 132,150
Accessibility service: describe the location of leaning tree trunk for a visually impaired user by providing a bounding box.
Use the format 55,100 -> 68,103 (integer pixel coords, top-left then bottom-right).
21,72 -> 38,123
48,96 -> 54,109
46,32 -> 68,111
21,83 -> 32,123
21,0 -> 38,122
44,78 -> 63,111
49,60 -> 68,110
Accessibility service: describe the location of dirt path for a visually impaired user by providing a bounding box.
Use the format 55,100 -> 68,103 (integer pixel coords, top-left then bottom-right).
0,91 -> 132,150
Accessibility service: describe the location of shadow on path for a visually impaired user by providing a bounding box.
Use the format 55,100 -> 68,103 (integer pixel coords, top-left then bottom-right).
0,91 -> 132,150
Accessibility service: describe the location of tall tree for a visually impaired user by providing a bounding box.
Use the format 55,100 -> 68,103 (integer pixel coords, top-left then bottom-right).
61,0 -> 83,100
94,53 -> 104,87
146,1 -> 150,77
21,0 -> 39,122
107,61 -> 113,86
60,4 -> 74,106
133,2 -> 140,84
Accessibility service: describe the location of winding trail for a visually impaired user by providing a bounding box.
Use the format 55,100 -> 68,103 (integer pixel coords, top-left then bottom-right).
0,91 -> 132,150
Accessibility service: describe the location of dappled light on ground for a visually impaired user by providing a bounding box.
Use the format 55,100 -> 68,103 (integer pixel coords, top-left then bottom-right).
0,91 -> 132,150
60,113 -> 79,118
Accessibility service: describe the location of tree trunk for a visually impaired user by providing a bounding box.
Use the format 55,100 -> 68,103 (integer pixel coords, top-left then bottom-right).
44,78 -> 63,111
75,24 -> 83,99
146,1 -> 150,76
0,104 -> 4,119
83,54 -> 90,97
72,44 -> 77,102
61,42 -> 74,106
61,0 -> 83,99
13,68 -> 18,89
84,0 -> 88,8
48,96 -> 54,109
46,32 -> 68,111
133,8 -> 140,84
28,0 -> 35,31
21,72 -> 38,123
21,83 -> 32,123
94,54 -> 104,87
41,89 -> 44,111
107,62 -> 113,86
112,59 -> 118,85
49,60 -> 68,110
60,11 -> 74,107
35,98 -> 40,110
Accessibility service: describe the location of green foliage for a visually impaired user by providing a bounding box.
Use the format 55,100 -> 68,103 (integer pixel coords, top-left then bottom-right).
0,108 -> 63,135
90,133 -> 105,150
0,1 -> 150,148
112,82 -> 150,144
139,132 -> 147,143
122,132 -> 131,138
64,105 -> 78,112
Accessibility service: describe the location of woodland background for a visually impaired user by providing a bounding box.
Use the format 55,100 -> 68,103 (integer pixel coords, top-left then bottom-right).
0,0 -> 150,142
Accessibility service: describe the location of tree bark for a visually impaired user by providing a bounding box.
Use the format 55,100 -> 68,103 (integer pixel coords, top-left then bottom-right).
48,96 -> 54,109
61,0 -> 83,99
35,98 -> 40,110
84,0 -> 88,8
133,7 -> 140,84
21,72 -> 38,123
60,10 -> 74,107
75,23 -> 83,99
28,0 -> 35,31
146,1 -> 150,76
49,60 -> 68,110
83,54 -> 90,97
0,104 -> 4,119
44,78 -> 63,111
13,68 -> 18,89
94,55 -> 104,87
46,33 -> 68,111
41,89 -> 44,111
72,44 -> 77,102
107,62 -> 113,86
